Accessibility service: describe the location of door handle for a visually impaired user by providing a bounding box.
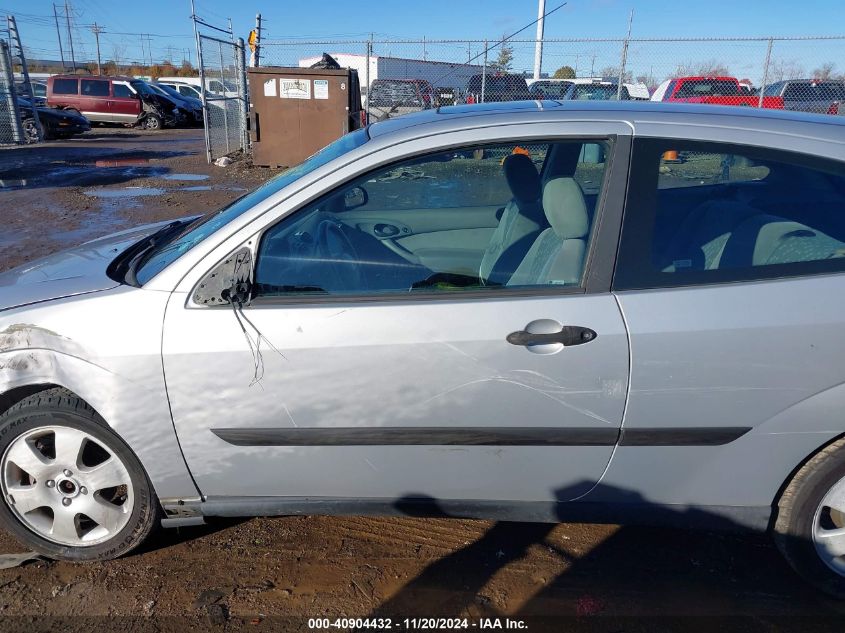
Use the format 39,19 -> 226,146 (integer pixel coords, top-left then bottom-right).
506,325 -> 597,347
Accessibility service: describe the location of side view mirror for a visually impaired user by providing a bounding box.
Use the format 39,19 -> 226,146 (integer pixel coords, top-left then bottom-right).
344,186 -> 368,210
193,247 -> 253,306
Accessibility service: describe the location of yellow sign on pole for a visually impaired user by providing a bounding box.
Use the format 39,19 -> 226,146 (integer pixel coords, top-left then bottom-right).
248,30 -> 257,52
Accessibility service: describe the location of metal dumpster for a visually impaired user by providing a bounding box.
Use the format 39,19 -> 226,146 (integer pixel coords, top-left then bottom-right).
247,66 -> 363,168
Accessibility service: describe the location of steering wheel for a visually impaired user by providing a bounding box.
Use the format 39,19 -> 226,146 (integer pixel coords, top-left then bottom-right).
315,220 -> 366,291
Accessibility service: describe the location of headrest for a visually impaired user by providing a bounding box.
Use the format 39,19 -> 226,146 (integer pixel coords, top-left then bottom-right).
542,178 -> 589,239
503,154 -> 541,204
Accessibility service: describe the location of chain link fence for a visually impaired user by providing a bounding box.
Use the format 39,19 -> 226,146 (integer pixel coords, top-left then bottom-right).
258,36 -> 845,121
196,33 -> 249,162
0,40 -> 26,145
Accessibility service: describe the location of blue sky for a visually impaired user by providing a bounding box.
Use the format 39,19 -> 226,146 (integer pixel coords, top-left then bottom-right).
6,0 -> 845,82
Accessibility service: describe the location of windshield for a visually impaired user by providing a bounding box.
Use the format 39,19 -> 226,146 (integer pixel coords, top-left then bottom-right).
157,84 -> 185,100
130,81 -> 154,95
134,128 -> 370,285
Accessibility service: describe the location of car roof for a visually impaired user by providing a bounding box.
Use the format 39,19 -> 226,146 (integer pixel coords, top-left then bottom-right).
50,74 -> 138,82
367,99 -> 845,139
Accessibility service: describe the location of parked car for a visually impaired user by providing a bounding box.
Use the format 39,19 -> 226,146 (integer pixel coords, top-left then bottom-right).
365,78 -> 431,122
6,102 -> 845,598
652,75 -> 784,109
156,76 -> 239,98
18,97 -> 90,141
132,81 -> 188,128
562,79 -> 650,101
762,79 -> 845,115
10,97 -> 90,142
465,73 -> 532,103
149,82 -> 203,126
528,79 -> 574,99
46,75 -> 181,130
14,80 -> 47,106
409,79 -> 436,108
434,86 -> 461,106
156,80 -> 203,101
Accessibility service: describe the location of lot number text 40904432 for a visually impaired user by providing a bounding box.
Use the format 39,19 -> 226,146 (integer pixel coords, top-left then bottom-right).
307,617 -> 529,630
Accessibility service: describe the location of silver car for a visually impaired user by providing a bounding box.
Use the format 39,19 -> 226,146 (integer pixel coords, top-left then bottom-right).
2,101 -> 845,595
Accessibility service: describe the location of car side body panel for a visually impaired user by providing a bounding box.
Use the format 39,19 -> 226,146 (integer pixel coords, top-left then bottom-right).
0,287 -> 199,500
599,276 -> 845,509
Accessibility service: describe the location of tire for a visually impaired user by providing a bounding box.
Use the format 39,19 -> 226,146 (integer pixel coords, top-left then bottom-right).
140,114 -> 162,131
774,436 -> 845,597
21,118 -> 39,144
0,388 -> 160,561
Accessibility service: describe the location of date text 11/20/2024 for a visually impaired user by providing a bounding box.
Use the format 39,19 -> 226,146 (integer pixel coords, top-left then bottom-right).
307,618 -> 529,630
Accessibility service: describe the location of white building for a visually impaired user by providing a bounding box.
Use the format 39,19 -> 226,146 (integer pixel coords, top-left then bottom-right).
298,53 -> 484,92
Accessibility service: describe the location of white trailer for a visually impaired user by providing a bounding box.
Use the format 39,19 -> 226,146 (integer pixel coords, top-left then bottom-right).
298,53 -> 483,93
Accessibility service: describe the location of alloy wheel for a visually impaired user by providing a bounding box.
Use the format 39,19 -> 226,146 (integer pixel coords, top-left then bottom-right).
813,475 -> 845,576
1,426 -> 134,546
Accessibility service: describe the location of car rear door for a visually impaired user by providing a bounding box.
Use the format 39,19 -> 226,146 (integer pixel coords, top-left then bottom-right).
162,122 -> 633,508
79,78 -> 111,122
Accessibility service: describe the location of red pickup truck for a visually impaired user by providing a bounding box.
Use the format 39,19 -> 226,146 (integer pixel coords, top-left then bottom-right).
652,76 -> 784,109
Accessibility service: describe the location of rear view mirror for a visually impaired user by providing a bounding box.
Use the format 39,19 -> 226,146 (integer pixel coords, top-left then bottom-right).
344,186 -> 368,210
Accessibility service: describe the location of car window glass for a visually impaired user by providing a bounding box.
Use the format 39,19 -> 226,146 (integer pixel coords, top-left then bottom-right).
675,79 -> 739,98
570,84 -> 619,101
369,81 -> 420,107
616,139 -> 845,289
658,150 -> 770,190
81,80 -> 110,97
210,81 -> 223,92
135,129 -> 370,285
113,84 -> 132,98
52,78 -> 78,95
253,140 -> 611,298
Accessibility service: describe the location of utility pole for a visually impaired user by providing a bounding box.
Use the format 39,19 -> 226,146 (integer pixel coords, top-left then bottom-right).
52,3 -> 66,69
254,13 -> 262,68
616,8 -> 633,100
90,22 -> 104,74
533,0 -> 546,81
64,0 -> 76,70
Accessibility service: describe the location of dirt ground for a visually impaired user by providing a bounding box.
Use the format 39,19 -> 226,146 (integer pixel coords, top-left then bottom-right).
0,129 -> 844,632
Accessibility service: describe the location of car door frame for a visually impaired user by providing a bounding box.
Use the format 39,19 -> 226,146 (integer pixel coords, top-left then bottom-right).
158,119 -> 633,299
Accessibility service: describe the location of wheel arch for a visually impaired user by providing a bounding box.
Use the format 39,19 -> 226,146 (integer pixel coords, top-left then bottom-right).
0,383 -> 63,418
0,349 -> 199,501
770,429 -> 845,529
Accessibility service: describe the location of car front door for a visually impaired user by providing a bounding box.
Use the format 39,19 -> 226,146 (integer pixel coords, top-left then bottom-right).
110,82 -> 141,123
162,126 -> 632,509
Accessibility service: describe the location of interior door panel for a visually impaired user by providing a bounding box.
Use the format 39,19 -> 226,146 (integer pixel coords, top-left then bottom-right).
396,227 -> 496,275
340,205 -> 502,272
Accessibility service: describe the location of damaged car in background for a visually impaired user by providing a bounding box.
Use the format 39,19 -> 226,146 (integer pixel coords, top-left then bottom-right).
3,101 -> 845,599
47,75 -> 183,130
